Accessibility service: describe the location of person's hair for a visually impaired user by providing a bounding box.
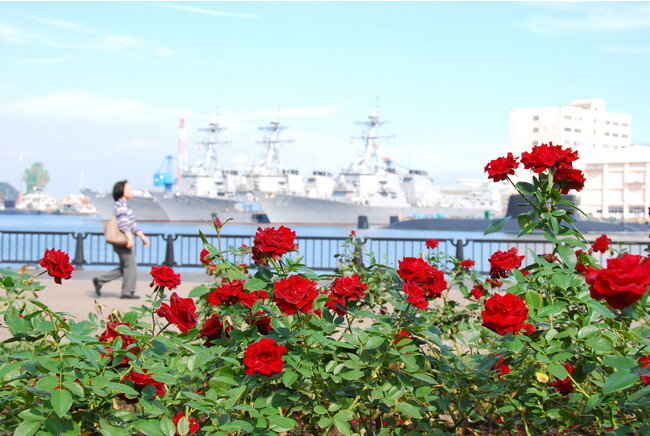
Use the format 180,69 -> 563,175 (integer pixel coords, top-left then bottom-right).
112,180 -> 128,201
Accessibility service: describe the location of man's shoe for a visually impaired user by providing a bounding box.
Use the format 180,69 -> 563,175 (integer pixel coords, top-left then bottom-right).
120,294 -> 140,299
92,278 -> 102,297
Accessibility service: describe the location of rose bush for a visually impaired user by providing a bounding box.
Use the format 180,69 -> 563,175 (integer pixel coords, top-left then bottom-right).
0,142 -> 649,434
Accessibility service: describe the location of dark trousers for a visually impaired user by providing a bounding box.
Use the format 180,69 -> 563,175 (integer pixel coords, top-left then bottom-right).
96,246 -> 137,297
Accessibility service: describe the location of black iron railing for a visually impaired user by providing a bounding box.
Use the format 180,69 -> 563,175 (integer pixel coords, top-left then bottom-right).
1,230 -> 648,273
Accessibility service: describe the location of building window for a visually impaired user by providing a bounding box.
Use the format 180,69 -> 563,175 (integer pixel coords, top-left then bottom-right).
606,121 -> 611,125
608,206 -> 623,214
564,128 -> 571,132
605,132 -> 610,136
532,128 -> 539,133
533,141 -> 539,146
622,134 -> 628,138
613,122 -> 619,126
533,116 -> 539,121
613,133 -> 619,137
575,128 -> 582,133
623,123 -> 629,127
574,141 -> 582,146
564,115 -> 572,120
629,206 -> 645,214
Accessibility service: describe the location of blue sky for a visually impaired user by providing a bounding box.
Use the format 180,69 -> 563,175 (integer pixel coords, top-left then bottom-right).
1,1 -> 649,199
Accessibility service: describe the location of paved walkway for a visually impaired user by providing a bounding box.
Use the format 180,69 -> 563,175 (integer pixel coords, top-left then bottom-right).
1,267 -> 211,338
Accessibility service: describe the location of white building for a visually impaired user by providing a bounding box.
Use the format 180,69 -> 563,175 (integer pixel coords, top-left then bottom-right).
509,98 -> 632,157
508,99 -> 644,221
582,146 -> 650,221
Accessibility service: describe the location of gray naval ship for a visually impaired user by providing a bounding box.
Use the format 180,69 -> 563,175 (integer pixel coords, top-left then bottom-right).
256,109 -> 505,226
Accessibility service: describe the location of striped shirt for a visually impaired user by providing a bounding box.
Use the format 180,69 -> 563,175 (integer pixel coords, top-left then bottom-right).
114,198 -> 141,234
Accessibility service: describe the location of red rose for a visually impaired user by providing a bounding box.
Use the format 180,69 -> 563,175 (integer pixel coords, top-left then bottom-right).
591,234 -> 611,254
39,248 -> 74,284
200,248 -> 210,264
486,278 -> 503,288
330,274 -> 368,301
325,293 -> 348,315
398,257 -> 430,282
403,281 -> 428,309
124,370 -> 166,399
98,321 -> 140,365
173,411 -> 199,435
584,254 -> 650,309
574,249 -> 589,275
252,226 -> 298,264
555,166 -> 586,194
470,283 -> 486,300
492,356 -> 511,378
246,312 -> 273,335
460,259 -> 475,269
639,355 -> 650,386
238,289 -> 269,309
199,314 -> 224,346
243,337 -> 288,377
394,330 -> 412,347
398,257 -> 448,298
484,152 -> 519,182
481,293 -> 529,335
551,363 -> 575,395
488,247 -> 525,279
520,142 -> 578,173
207,280 -> 245,307
156,292 -> 198,333
425,239 -> 439,249
150,265 -> 181,290
273,275 -> 319,315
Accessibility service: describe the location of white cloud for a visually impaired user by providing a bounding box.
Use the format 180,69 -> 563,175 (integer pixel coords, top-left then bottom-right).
15,57 -> 71,64
522,4 -> 650,35
602,45 -> 650,54
153,47 -> 174,56
104,35 -> 146,48
0,91 -> 187,124
160,4 -> 260,19
0,23 -> 29,43
25,15 -> 96,34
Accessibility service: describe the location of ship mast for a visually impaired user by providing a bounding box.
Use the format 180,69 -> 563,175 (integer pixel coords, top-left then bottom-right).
195,115 -> 231,176
354,109 -> 394,173
256,117 -> 294,173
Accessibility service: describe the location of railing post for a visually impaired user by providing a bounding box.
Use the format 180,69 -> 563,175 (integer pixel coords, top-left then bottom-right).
354,237 -> 367,268
163,234 -> 176,267
72,233 -> 86,270
454,239 -> 464,261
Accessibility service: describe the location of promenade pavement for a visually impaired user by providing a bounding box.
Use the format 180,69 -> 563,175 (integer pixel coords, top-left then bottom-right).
1,267 -> 211,339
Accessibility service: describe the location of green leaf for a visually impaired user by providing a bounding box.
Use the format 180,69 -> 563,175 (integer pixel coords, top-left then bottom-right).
577,325 -> 599,339
160,416 -> 177,436
602,370 -> 639,395
588,300 -> 614,319
551,273 -> 570,290
62,381 -> 84,398
188,285 -> 211,298
556,245 -> 577,270
396,402 -> 423,419
282,369 -> 299,387
585,337 -> 614,353
105,382 -> 139,396
548,363 -> 569,380
536,303 -> 566,318
176,417 -> 190,436
133,420 -> 164,436
364,336 -> 384,349
14,420 -> 41,436
244,278 -> 269,290
516,182 -> 535,195
484,216 -> 511,235
584,393 -> 603,413
51,389 -> 73,418
269,416 -> 296,432
525,290 -> 543,309
219,420 -> 254,433
340,369 -> 364,381
603,356 -> 638,369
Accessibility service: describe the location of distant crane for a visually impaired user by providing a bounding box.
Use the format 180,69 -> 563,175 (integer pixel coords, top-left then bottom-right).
153,155 -> 177,192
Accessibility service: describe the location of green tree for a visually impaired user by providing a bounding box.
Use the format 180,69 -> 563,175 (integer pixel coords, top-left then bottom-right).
22,162 -> 50,193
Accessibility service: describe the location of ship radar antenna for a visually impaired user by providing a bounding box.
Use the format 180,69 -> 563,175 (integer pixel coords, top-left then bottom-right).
257,116 -> 294,172
195,115 -> 231,175
353,107 -> 395,172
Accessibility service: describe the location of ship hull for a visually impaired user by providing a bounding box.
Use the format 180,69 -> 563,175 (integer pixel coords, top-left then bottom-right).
151,192 -> 262,223
257,194 -> 495,225
81,188 -> 169,221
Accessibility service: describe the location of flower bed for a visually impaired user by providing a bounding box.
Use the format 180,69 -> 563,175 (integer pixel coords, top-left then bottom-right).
1,143 -> 649,435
